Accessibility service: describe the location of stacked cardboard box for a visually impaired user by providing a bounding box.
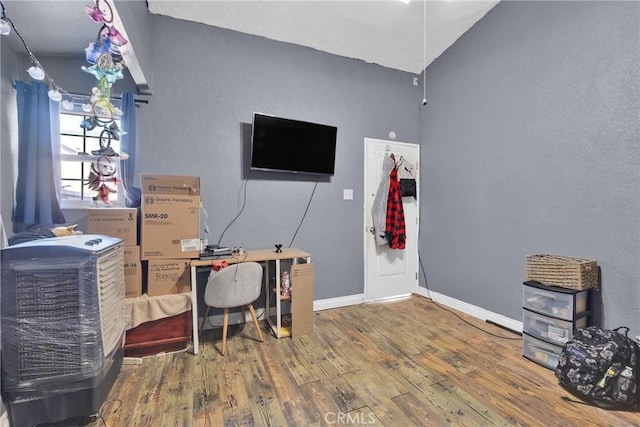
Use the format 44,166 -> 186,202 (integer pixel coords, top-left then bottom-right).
146,259 -> 191,296
140,174 -> 200,296
123,245 -> 142,298
87,208 -> 141,298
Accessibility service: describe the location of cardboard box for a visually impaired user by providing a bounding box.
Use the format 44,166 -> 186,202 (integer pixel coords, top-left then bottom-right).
291,263 -> 314,337
87,208 -> 138,246
140,174 -> 201,260
124,246 -> 142,298
147,259 -> 191,296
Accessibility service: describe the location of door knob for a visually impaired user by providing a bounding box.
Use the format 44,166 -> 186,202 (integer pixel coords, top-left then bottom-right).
369,227 -> 375,235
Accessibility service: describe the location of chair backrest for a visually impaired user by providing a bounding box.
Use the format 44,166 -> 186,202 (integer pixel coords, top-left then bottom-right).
203,262 -> 263,308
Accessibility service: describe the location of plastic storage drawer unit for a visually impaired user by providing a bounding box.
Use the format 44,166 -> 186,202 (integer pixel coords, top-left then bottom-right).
522,281 -> 588,321
523,333 -> 563,370
523,308 -> 587,346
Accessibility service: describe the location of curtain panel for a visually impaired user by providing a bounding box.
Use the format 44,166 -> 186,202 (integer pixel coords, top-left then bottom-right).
120,92 -> 141,207
12,80 -> 65,233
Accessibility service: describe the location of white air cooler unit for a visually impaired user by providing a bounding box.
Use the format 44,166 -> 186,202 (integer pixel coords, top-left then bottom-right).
0,235 -> 126,426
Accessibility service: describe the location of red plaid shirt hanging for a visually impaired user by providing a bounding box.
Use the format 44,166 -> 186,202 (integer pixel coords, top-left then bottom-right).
385,164 -> 406,249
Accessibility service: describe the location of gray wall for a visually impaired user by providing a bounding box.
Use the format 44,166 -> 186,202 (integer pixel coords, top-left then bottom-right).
137,16 -> 420,300
420,1 -> 640,336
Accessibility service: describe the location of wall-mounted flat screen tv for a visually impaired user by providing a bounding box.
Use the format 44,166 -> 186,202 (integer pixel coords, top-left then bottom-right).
250,113 -> 337,176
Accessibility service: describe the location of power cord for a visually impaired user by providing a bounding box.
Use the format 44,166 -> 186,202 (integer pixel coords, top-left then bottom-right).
217,179 -> 249,246
229,251 -> 248,264
228,251 -> 247,282
418,253 -> 521,340
413,189 -> 519,341
97,398 -> 123,426
289,177 -> 319,248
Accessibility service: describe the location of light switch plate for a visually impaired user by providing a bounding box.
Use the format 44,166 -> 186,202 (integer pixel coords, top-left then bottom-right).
343,189 -> 353,200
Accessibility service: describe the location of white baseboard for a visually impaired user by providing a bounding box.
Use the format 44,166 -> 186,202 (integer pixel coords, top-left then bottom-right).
364,294 -> 413,304
415,287 -> 522,333
313,293 -> 365,311
123,356 -> 144,365
198,290 -> 521,335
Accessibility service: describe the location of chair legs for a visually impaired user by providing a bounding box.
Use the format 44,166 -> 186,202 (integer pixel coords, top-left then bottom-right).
248,304 -> 264,343
206,305 -> 263,356
221,308 -> 229,355
199,306 -> 210,336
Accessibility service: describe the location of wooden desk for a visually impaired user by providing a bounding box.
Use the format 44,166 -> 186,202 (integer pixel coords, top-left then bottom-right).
190,248 -> 311,354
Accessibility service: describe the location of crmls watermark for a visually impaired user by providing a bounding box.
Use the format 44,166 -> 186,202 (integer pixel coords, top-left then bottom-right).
324,411 -> 376,425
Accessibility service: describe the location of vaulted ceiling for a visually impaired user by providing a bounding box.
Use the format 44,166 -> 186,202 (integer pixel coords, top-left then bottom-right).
147,0 -> 500,74
3,1 -> 499,75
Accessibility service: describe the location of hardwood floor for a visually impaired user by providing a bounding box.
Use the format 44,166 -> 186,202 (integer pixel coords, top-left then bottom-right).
93,295 -> 638,426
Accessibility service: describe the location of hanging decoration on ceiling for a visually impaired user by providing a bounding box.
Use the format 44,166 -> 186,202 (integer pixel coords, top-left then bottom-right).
82,0 -> 129,204
87,155 -> 121,205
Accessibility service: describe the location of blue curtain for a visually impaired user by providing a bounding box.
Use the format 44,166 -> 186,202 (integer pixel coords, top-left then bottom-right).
120,92 -> 141,207
12,80 -> 65,233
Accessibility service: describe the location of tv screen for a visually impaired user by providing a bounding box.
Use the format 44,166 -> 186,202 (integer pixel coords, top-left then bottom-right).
250,113 -> 337,176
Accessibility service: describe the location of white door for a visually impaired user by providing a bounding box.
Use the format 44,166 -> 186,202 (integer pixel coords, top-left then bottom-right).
364,138 -> 420,301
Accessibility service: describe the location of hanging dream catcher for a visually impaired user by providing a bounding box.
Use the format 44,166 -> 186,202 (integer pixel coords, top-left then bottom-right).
86,0 -> 114,25
87,155 -> 121,205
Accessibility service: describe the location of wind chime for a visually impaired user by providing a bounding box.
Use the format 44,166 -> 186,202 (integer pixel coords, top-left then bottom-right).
81,0 -> 129,204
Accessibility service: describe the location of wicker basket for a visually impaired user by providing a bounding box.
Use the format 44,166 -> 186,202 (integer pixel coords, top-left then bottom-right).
525,254 -> 598,290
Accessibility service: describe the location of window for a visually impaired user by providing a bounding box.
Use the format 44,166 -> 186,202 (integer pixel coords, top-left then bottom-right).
59,111 -> 122,207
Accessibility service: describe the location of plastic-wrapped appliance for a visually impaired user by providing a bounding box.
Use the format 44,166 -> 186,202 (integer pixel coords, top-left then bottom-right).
1,235 -> 126,426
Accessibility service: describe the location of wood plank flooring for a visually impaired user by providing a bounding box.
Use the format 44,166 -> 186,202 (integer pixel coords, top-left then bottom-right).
92,295 -> 638,426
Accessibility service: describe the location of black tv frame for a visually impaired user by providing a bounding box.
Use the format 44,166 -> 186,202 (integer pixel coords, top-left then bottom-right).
250,112 -> 337,176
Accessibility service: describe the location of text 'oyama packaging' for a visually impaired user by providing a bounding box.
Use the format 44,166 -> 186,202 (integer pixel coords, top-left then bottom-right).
140,174 -> 200,260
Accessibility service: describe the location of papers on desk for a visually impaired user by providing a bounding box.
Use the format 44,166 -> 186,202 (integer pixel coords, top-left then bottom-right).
200,246 -> 232,259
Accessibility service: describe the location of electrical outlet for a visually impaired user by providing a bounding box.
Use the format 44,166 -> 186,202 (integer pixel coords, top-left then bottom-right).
413,77 -> 419,86
343,189 -> 353,200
